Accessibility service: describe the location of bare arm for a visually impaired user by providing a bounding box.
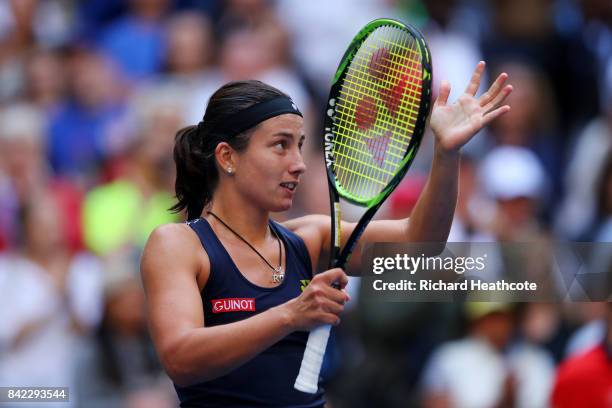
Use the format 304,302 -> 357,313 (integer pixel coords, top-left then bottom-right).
141,224 -> 349,386
287,63 -> 512,259
406,62 -> 512,242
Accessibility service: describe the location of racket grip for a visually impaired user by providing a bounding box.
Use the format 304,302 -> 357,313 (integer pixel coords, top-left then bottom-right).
294,324 -> 332,393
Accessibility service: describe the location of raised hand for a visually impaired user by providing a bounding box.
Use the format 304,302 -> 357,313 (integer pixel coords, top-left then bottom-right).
429,61 -> 513,153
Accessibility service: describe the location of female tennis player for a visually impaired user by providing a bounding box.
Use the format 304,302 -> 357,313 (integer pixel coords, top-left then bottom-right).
141,61 -> 512,407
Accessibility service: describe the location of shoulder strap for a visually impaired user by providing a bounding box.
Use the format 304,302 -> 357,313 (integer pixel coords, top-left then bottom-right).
270,220 -> 314,276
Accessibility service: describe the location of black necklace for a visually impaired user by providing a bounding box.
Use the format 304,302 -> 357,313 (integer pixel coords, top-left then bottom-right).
207,211 -> 284,283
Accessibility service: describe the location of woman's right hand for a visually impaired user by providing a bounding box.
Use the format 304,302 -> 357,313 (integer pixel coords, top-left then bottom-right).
280,268 -> 350,331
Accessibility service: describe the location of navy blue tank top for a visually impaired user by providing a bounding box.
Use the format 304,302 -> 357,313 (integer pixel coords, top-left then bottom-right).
174,218 -> 326,408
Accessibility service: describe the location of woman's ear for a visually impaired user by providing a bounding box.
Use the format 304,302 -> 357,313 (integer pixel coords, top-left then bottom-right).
215,142 -> 237,175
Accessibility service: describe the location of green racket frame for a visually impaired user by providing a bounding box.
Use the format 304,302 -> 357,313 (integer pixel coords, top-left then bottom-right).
295,18 -> 433,395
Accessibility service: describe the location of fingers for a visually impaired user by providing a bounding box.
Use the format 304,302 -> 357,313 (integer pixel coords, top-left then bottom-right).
289,269 -> 351,330
482,105 -> 511,126
435,80 -> 451,107
306,285 -> 346,324
320,297 -> 344,315
320,313 -> 342,326
483,84 -> 513,113
320,284 -> 350,304
464,61 -> 486,96
479,73 -> 509,107
316,268 -> 348,288
311,272 -> 350,304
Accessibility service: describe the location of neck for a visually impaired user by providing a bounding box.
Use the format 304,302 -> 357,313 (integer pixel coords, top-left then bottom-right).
125,157 -> 158,197
206,189 -> 270,245
24,245 -> 65,269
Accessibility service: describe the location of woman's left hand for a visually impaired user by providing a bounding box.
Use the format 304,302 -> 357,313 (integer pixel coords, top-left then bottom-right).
429,61 -> 513,154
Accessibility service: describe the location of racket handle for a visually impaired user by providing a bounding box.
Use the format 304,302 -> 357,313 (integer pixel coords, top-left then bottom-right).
294,324 -> 332,393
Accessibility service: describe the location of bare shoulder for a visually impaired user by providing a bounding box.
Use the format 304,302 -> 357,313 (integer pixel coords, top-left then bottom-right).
141,222 -> 209,364
142,223 -> 201,261
141,222 -> 207,285
145,222 -> 199,248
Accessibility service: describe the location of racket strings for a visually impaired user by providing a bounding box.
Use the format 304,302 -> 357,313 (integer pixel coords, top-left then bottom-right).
332,25 -> 424,200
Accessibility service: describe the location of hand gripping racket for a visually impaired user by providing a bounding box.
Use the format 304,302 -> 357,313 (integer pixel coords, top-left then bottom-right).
294,18 -> 433,394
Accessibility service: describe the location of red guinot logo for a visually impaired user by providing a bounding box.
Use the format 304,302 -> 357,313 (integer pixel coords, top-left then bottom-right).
211,298 -> 256,313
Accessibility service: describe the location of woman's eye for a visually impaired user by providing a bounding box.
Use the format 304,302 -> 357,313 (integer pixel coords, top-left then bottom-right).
274,141 -> 286,150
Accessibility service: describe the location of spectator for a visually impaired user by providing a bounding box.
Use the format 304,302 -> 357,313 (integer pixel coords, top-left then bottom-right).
97,0 -> 171,81
78,247 -> 177,408
161,11 -> 214,81
0,103 -> 84,252
480,145 -> 549,242
47,47 -> 130,186
422,302 -> 554,408
487,61 -> 563,216
564,302 -> 608,358
552,303 -> 612,408
0,192 -> 104,406
82,85 -> 182,256
555,66 -> 612,239
23,48 -> 67,111
187,22 -> 313,130
143,10 -> 216,125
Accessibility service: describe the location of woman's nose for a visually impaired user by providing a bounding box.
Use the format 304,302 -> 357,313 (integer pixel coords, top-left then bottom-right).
290,152 -> 307,175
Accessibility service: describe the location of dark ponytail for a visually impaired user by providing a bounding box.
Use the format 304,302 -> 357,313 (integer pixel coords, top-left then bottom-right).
170,80 -> 289,220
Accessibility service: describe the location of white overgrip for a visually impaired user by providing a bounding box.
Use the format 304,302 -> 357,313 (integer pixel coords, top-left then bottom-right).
294,324 -> 332,393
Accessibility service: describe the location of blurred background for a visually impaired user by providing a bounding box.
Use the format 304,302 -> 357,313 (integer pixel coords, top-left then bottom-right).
0,0 -> 610,407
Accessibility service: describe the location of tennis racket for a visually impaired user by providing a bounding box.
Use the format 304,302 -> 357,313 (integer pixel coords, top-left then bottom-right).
294,18 -> 433,394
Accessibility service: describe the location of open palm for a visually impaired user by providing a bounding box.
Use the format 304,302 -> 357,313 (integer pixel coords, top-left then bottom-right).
430,61 -> 513,153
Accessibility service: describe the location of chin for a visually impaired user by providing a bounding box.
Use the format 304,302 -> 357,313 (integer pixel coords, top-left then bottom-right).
270,199 -> 293,212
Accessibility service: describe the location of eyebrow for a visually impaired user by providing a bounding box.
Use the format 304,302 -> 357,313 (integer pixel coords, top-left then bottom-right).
272,132 -> 306,142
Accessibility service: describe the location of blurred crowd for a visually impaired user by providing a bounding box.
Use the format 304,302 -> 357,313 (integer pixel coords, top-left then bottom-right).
0,0 -> 610,407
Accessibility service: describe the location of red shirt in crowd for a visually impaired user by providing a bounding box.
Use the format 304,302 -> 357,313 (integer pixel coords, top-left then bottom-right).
552,344 -> 612,408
